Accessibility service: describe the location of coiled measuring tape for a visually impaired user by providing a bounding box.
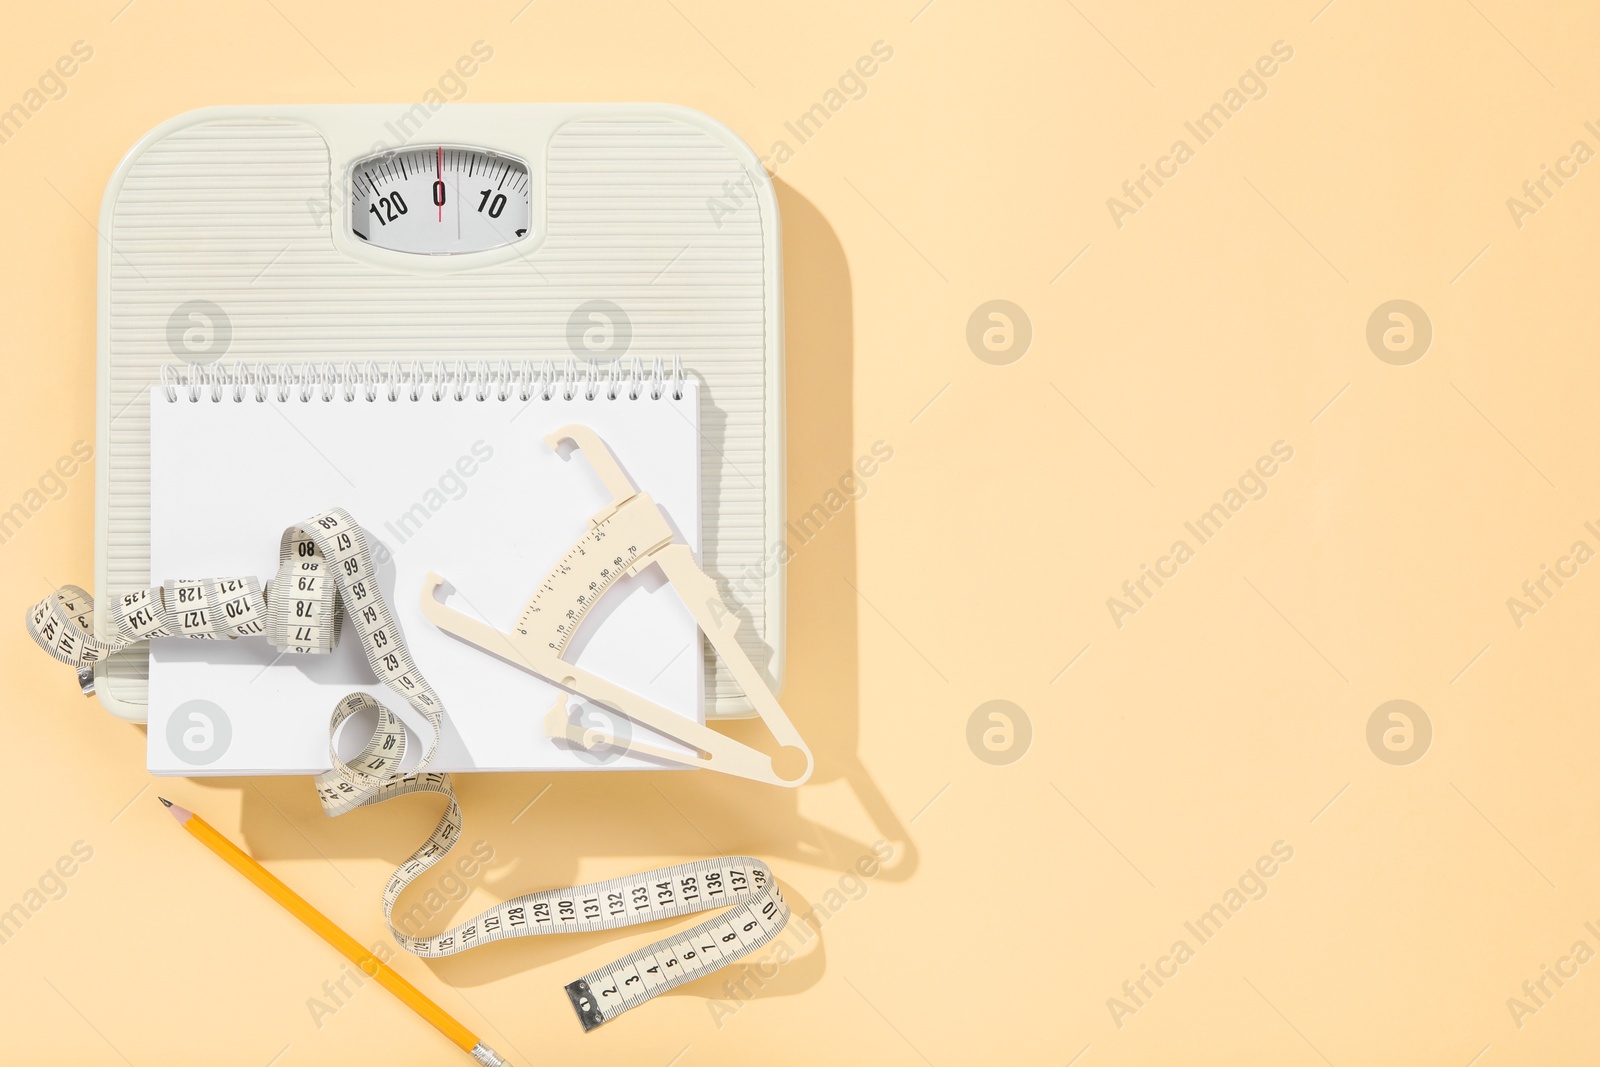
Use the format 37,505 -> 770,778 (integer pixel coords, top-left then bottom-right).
26,508 -> 787,1030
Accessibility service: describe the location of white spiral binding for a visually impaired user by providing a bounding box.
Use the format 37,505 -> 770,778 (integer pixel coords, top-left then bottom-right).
158,358 -> 686,405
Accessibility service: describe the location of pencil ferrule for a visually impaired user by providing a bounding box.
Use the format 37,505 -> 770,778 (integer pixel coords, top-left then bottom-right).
469,1043 -> 509,1067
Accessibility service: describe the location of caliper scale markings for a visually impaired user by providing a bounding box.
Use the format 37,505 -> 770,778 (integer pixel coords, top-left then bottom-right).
519,503 -> 670,653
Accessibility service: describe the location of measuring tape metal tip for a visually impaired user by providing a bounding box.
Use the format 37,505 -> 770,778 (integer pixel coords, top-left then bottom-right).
566,981 -> 606,1031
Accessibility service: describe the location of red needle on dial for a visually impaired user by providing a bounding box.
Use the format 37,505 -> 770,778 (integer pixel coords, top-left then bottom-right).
436,146 -> 443,222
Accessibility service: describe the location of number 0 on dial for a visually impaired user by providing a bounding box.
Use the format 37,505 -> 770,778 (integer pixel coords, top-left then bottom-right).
348,145 -> 532,255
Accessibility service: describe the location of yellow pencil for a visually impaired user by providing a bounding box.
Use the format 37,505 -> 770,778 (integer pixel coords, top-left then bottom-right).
159,797 -> 511,1066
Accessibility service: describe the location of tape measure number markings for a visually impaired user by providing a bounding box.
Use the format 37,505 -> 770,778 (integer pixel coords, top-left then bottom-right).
26,508 -> 787,1030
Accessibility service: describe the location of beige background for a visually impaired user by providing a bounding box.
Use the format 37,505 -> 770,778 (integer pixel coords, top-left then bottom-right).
4,0 -> 1600,1063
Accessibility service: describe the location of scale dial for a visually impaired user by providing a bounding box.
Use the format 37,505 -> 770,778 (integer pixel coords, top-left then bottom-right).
348,145 -> 532,255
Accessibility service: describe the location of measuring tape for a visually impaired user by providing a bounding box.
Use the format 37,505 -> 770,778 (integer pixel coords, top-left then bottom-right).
26,507 -> 787,1030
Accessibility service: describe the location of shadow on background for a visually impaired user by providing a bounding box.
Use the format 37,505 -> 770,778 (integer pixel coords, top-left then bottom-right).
181,179 -> 913,1005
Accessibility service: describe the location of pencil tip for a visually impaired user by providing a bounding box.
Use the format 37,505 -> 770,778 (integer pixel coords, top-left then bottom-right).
157,796 -> 172,807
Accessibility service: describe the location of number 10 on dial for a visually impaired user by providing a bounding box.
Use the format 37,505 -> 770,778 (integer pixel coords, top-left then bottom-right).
348,145 -> 533,256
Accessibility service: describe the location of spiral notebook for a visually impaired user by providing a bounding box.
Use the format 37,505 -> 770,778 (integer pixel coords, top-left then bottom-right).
145,363 -> 703,775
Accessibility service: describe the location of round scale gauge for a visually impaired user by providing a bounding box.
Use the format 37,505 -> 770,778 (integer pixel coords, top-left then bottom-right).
348,145 -> 532,255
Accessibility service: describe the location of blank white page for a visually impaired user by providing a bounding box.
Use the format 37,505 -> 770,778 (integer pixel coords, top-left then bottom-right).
147,381 -> 701,775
